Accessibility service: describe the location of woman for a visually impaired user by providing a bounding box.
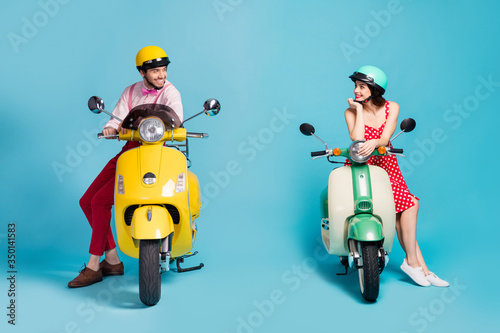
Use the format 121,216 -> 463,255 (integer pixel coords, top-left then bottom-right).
344,65 -> 448,287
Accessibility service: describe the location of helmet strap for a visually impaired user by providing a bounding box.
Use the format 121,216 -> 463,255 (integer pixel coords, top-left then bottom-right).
354,95 -> 372,104
355,84 -> 381,104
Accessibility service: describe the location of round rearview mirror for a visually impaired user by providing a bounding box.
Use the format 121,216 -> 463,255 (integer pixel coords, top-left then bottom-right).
400,118 -> 416,133
203,99 -> 221,116
299,123 -> 315,136
88,96 -> 105,114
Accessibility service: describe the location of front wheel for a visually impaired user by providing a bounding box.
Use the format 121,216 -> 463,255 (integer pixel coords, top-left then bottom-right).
357,242 -> 380,302
139,239 -> 161,306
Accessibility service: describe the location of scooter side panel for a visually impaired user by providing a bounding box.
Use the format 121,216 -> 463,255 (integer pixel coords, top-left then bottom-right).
327,166 -> 354,256
187,171 -> 201,219
369,165 -> 396,253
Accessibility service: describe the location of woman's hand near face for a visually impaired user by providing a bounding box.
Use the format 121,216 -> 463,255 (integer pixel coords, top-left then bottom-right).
358,139 -> 378,156
345,98 -> 365,141
347,98 -> 363,112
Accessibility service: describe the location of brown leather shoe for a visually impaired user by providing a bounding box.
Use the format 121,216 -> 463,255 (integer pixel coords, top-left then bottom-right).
68,265 -> 103,288
100,260 -> 124,276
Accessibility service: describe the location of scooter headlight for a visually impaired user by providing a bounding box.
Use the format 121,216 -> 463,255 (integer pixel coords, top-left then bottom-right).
138,117 -> 165,142
349,140 -> 370,164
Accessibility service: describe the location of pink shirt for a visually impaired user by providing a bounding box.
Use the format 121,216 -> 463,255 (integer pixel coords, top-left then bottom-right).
104,79 -> 183,130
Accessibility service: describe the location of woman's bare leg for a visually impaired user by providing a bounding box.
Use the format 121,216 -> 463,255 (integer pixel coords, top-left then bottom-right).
397,197 -> 420,268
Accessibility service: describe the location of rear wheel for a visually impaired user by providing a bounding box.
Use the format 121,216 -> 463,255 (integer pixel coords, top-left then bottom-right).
139,239 -> 161,306
358,242 -> 380,302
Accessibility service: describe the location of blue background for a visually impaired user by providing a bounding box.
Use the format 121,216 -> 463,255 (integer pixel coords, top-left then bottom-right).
1,0 -> 498,332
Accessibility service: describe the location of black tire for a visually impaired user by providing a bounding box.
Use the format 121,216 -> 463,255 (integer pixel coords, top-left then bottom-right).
139,239 -> 161,306
358,242 -> 380,302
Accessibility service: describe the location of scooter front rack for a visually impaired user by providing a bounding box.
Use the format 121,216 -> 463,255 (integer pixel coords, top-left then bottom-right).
165,139 -> 193,168
165,142 -> 187,154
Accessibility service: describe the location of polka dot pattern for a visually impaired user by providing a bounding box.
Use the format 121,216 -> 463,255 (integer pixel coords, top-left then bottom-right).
345,101 -> 418,213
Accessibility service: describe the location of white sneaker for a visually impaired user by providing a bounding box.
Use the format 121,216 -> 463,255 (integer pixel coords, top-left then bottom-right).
401,260 -> 431,287
426,272 -> 449,287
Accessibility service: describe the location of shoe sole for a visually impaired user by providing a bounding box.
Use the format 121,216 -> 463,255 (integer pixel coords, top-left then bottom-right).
68,277 -> 103,288
102,271 -> 124,277
428,281 -> 449,287
401,265 -> 431,287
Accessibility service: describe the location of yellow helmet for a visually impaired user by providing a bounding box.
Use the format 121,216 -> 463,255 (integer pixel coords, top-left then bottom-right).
136,46 -> 170,72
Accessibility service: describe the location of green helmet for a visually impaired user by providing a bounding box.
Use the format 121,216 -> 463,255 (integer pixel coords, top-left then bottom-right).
349,65 -> 387,95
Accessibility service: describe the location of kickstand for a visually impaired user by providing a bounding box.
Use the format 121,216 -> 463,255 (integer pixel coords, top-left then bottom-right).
336,265 -> 348,276
175,251 -> 205,273
337,258 -> 349,275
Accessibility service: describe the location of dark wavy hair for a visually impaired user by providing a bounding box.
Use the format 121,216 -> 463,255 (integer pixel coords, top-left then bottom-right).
368,84 -> 386,107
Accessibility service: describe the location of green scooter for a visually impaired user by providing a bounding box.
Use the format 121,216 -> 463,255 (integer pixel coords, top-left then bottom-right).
299,118 -> 416,301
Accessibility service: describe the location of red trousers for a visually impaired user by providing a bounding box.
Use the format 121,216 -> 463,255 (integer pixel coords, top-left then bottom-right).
79,142 -> 140,256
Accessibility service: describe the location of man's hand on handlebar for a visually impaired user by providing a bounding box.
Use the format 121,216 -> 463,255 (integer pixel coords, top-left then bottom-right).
118,126 -> 127,135
102,127 -> 117,139
102,126 -> 127,140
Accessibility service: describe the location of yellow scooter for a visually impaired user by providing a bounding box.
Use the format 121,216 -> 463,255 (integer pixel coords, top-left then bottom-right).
87,97 -> 220,306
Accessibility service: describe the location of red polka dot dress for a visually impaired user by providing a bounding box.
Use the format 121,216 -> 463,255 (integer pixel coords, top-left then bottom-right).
346,101 -> 418,213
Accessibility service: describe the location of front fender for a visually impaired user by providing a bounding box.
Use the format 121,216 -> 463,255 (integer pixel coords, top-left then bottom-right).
348,214 -> 384,242
131,205 -> 174,239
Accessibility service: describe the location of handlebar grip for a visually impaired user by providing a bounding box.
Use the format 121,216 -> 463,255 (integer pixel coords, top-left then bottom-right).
311,150 -> 327,157
390,148 -> 403,154
97,133 -> 119,139
186,132 -> 209,138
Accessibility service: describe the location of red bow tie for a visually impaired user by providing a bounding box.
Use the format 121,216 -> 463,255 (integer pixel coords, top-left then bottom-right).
142,88 -> 158,96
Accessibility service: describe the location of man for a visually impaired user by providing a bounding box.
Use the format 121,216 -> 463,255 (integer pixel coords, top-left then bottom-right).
68,46 -> 183,288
